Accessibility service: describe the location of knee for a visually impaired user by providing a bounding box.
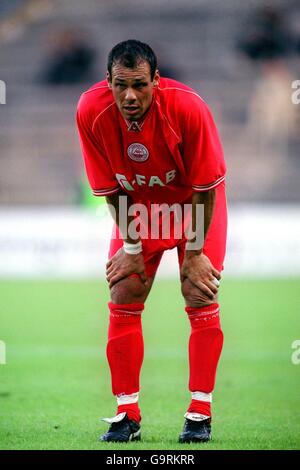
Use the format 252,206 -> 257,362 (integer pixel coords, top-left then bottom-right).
181,278 -> 218,308
110,277 -> 148,304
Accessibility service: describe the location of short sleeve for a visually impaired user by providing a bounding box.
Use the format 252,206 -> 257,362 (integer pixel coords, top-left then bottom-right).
76,97 -> 120,196
183,98 -> 226,192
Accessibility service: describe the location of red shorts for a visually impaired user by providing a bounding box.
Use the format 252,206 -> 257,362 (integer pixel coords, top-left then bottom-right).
108,182 -> 227,278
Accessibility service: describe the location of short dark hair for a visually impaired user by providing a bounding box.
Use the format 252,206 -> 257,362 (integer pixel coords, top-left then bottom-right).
107,39 -> 158,80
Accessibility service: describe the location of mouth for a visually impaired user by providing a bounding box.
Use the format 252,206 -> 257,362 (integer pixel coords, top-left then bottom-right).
123,105 -> 140,115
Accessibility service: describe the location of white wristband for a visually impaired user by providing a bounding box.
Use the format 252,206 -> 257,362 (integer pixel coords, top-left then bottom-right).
123,240 -> 142,255
185,241 -> 203,251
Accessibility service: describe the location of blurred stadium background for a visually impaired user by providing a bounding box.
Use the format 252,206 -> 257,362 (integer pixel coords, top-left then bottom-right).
0,0 -> 299,450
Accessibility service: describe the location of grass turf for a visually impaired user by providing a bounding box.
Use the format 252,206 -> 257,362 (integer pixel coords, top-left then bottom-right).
0,279 -> 299,450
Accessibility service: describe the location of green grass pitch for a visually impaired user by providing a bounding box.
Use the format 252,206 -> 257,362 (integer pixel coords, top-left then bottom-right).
0,278 -> 299,450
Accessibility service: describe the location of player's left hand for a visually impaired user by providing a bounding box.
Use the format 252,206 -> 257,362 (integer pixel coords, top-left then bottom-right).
106,248 -> 148,288
180,251 -> 221,300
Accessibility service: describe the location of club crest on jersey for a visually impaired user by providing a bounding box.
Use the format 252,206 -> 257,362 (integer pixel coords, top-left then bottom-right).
127,143 -> 149,163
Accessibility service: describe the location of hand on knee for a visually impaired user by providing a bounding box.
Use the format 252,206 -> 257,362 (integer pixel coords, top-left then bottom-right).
181,278 -> 218,308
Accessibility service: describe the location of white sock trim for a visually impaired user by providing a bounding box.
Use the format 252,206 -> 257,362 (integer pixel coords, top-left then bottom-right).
191,391 -> 212,403
116,392 -> 139,405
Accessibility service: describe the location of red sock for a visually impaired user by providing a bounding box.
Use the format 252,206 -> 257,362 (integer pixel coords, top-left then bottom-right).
117,403 -> 141,423
107,302 -> 144,405
186,303 -> 224,394
187,399 -> 211,417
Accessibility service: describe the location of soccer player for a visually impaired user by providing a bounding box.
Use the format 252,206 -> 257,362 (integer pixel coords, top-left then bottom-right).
76,39 -> 227,443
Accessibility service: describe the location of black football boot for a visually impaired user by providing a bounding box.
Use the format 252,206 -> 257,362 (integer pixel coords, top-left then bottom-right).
179,413 -> 211,443
99,412 -> 141,443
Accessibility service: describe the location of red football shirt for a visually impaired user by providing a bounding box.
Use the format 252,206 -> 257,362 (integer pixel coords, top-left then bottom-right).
76,77 -> 226,205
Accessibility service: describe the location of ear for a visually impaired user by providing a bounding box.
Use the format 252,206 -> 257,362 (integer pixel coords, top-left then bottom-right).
153,69 -> 160,87
106,71 -> 112,88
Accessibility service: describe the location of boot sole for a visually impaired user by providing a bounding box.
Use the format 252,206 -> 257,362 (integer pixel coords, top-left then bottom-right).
100,430 -> 141,443
179,435 -> 211,443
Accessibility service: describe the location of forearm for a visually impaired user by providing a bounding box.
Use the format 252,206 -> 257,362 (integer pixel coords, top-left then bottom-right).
186,189 -> 216,254
105,191 -> 140,245
105,191 -> 147,287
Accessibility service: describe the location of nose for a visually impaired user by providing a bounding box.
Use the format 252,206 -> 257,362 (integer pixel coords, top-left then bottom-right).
125,87 -> 137,101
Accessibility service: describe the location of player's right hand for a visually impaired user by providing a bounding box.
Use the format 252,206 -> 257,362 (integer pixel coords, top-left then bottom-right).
106,248 -> 148,288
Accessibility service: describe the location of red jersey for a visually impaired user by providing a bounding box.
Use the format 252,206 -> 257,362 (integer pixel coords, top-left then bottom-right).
76,77 -> 226,205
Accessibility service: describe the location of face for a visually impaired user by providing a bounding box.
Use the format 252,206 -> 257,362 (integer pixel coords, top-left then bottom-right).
107,60 -> 160,121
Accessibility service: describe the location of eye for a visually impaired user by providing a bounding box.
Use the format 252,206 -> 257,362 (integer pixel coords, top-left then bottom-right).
134,83 -> 147,90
